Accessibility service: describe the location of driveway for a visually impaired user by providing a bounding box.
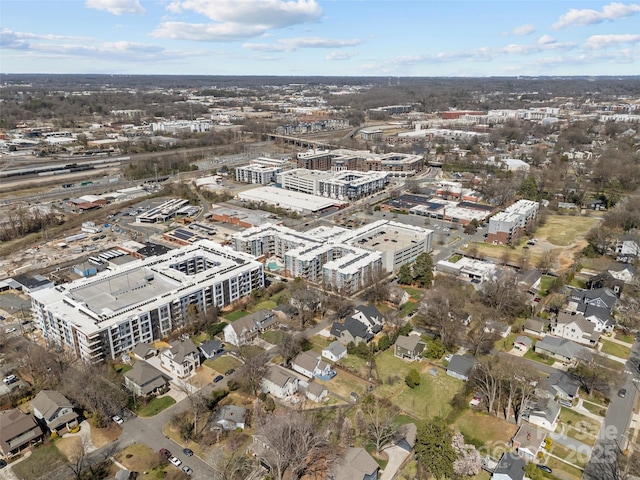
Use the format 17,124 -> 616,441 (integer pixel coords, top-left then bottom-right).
380,445 -> 411,480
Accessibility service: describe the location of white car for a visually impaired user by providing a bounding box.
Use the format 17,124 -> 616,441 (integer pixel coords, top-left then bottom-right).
169,456 -> 182,467
444,354 -> 453,362
112,415 -> 124,425
5,327 -> 17,334
3,374 -> 17,384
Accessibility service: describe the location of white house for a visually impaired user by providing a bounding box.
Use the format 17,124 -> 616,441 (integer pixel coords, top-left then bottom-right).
262,366 -> 299,399
305,382 -> 328,403
160,338 -> 201,379
223,309 -> 279,346
291,351 -> 333,379
322,340 -> 347,362
550,312 -> 600,346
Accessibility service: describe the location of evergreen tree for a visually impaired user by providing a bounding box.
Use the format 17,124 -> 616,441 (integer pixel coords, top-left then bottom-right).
412,253 -> 433,288
397,263 -> 413,285
518,175 -> 538,200
415,416 -> 456,479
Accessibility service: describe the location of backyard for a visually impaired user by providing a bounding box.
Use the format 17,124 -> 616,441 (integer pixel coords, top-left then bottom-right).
454,410 -> 518,449
12,443 -> 67,480
204,355 -> 243,374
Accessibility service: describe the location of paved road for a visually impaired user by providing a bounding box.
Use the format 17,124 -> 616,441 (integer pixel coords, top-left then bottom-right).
583,336 -> 639,479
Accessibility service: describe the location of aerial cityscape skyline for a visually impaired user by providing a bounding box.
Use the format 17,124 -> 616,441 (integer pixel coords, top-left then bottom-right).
2,0 -> 640,76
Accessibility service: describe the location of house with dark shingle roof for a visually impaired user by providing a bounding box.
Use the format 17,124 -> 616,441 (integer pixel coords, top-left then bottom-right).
160,338 -> 200,378
491,452 -> 525,480
446,355 -> 477,382
536,371 -> 580,400
31,390 -> 78,433
223,309 -> 279,346
0,409 -> 44,460
534,336 -> 587,362
198,339 -> 224,359
329,447 -> 380,480
394,335 -> 426,361
330,316 -> 374,345
124,361 -> 171,397
261,366 -> 299,399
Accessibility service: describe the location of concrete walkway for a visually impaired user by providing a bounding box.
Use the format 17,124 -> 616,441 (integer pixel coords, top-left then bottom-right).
608,335 -> 634,347
575,399 -> 606,422
549,426 -> 593,458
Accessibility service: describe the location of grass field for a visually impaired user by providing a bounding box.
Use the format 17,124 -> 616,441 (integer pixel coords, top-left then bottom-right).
455,410 -> 518,447
308,334 -> 332,353
261,329 -> 284,344
114,364 -> 133,374
204,355 -> 243,374
135,396 -> 176,417
339,353 -> 369,378
539,275 -> 555,295
536,215 -> 600,246
400,301 -> 419,316
401,286 -> 424,300
559,407 -> 601,433
317,367 -> 368,400
495,332 -> 520,352
615,332 -> 635,344
600,340 -> 631,359
524,348 -> 555,365
582,400 -> 607,417
251,300 -> 277,311
115,444 -> 165,480
224,310 -> 249,321
12,443 -> 67,480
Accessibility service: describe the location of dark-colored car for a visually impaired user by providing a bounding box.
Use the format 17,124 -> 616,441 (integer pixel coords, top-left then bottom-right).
213,375 -> 224,383
160,448 -> 171,459
225,368 -> 235,376
536,464 -> 552,473
619,388 -> 627,398
0,459 -> 7,468
183,448 -> 193,457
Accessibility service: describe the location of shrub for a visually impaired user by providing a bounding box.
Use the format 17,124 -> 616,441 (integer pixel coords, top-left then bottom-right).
405,368 -> 421,388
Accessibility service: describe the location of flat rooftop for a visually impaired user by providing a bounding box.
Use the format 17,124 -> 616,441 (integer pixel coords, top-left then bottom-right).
238,186 -> 344,213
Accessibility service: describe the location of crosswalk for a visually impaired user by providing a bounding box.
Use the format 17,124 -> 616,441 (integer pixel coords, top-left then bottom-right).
623,370 -> 640,382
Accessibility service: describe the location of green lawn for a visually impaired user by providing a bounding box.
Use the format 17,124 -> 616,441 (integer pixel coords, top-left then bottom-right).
448,254 -> 462,263
581,400 -> 607,417
600,340 -> 631,359
251,300 -> 277,312
261,329 -> 284,344
558,407 -> 601,433
496,332 -> 521,352
204,355 -> 243,374
308,335 -> 332,353
400,301 -> 418,316
339,353 -> 369,377
455,410 -> 518,447
615,332 -> 635,344
224,310 -> 249,321
114,364 -> 133,374
524,348 -> 555,365
135,396 -> 176,417
12,443 -> 67,480
538,275 -> 555,295
365,444 -> 388,470
401,286 -> 423,300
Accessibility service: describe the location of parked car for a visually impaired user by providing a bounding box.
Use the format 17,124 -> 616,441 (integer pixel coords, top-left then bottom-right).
213,375 -> 224,383
181,466 -> 193,476
558,399 -> 572,407
182,448 -> 193,457
0,459 -> 7,469
112,415 -> 124,425
619,388 -> 627,398
169,456 -> 182,467
444,354 -> 453,362
160,448 -> 171,459
536,464 -> 552,473
3,374 -> 17,384
5,327 -> 17,334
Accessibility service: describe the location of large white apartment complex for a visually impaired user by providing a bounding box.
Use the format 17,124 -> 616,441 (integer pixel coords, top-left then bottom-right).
486,199 -> 539,245
235,157 -> 291,184
232,220 -> 432,292
30,240 -> 264,363
277,168 -> 388,200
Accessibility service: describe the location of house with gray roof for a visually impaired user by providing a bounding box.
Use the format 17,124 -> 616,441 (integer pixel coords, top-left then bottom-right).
523,317 -> 546,337
526,397 -> 561,431
510,423 -> 546,461
534,336 -> 587,363
446,355 -> 476,382
261,366 -> 299,399
31,390 -> 78,433
305,381 -> 328,403
536,372 -> 580,400
223,309 -> 279,346
394,335 -> 426,361
550,312 -> 600,346
198,339 -> 224,359
0,409 -> 44,460
329,447 -> 380,480
330,316 -> 374,345
160,338 -> 200,379
322,340 -> 347,362
131,342 -> 159,360
214,405 -> 246,430
491,452 -> 525,480
291,351 -> 333,379
513,336 -> 532,351
124,361 -> 171,397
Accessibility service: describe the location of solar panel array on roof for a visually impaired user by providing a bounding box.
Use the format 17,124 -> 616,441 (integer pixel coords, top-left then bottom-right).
172,229 -> 197,241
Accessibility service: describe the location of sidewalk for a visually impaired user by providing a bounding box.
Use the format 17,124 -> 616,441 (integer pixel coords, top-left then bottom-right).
575,399 -> 606,422
608,335 -> 634,347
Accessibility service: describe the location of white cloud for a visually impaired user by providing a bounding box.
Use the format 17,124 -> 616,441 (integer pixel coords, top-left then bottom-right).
584,34 -> 640,49
538,34 -> 556,45
243,37 -> 361,52
506,24 -> 536,35
156,0 -> 322,41
85,0 -> 145,15
553,2 -> 640,29
325,51 -> 355,61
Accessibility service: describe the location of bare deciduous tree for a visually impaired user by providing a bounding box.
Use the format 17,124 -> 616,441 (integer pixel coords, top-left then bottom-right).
362,397 -> 400,454
237,347 -> 269,397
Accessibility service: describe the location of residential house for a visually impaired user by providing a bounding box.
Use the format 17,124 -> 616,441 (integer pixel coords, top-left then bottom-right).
329,447 -> 380,480
322,340 -> 348,362
351,305 -> 385,334
223,309 -> 279,346
131,342 -> 160,361
396,423 -> 417,452
484,320 -> 512,338
394,335 -> 426,361
305,381 -> 329,403
291,351 -> 333,379
31,390 -> 78,433
568,287 -> 618,308
526,398 -> 561,431
510,423 -> 546,461
513,336 -> 532,351
550,312 -> 600,346
446,355 -> 476,382
534,336 -> 587,363
491,453 -> 526,480
262,366 -> 299,399
608,263 -> 637,284
330,317 -> 374,345
160,338 -> 201,379
214,405 -> 246,430
198,339 -> 224,360
576,303 -> 615,333
615,235 -> 639,263
586,271 -> 624,296
387,286 -> 410,307
517,269 -> 542,295
535,372 -> 580,401
124,361 -> 171,397
523,317 -> 547,337
0,409 -> 44,460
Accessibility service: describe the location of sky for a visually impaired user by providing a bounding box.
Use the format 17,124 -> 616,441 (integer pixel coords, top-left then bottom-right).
1,0 -> 640,77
